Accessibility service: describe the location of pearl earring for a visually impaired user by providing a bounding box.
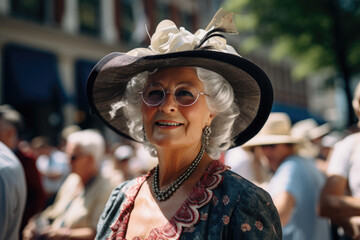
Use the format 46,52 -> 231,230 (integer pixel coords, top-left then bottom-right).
203,126 -> 211,145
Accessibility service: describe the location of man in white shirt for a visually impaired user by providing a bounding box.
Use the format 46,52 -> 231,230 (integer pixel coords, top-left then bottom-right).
319,82 -> 360,239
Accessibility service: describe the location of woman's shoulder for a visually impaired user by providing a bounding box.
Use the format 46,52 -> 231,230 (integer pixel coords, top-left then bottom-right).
203,161 -> 281,238
100,180 -> 134,213
206,161 -> 274,206
105,177 -> 142,206
113,178 -> 137,192
221,170 -> 271,201
96,175 -> 149,239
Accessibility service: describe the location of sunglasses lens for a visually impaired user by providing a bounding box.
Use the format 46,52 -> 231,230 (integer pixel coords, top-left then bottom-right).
141,83 -> 201,106
142,84 -> 165,106
174,86 -> 198,106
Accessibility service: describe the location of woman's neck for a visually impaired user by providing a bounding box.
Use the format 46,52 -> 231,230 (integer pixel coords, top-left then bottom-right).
155,143 -> 209,187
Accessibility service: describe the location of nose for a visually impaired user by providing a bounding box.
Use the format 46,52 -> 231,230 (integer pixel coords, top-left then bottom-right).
158,92 -> 177,113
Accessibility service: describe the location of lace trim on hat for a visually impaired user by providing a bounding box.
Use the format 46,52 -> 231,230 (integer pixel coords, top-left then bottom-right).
108,160 -> 228,240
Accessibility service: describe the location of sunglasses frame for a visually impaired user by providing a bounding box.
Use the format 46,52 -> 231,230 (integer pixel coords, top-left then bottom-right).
139,83 -> 208,107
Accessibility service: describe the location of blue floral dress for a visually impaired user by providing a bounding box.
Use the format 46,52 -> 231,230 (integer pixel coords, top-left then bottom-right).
96,160 -> 281,239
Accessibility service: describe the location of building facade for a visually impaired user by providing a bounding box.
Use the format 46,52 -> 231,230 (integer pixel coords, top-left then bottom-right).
0,0 -> 224,143
1,0 -> 319,144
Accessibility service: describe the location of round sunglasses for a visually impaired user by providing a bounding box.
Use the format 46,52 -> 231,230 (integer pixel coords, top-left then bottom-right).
139,83 -> 208,107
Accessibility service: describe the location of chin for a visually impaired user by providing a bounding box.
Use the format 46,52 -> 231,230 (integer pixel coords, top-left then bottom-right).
152,139 -> 181,149
151,137 -> 193,150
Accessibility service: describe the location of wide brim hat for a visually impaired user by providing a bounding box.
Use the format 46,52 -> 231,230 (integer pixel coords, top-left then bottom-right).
87,9 -> 274,147
244,112 -> 303,147
291,118 -> 331,141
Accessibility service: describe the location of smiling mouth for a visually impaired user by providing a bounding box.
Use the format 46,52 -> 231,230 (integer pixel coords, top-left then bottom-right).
155,121 -> 183,126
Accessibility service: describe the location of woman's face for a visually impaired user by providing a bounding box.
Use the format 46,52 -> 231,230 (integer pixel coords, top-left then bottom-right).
141,67 -> 215,149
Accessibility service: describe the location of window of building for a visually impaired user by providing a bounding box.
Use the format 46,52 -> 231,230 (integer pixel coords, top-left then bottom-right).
10,0 -> 63,26
78,0 -> 100,36
53,0 -> 65,26
180,11 -> 195,32
10,0 -> 45,23
155,1 -> 170,24
75,59 -> 104,130
2,44 -> 67,142
116,0 -> 135,43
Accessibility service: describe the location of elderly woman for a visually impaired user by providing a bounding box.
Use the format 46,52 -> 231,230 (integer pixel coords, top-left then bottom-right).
88,9 -> 281,240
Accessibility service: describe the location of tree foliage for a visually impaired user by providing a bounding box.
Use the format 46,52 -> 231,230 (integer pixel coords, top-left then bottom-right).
224,0 -> 360,125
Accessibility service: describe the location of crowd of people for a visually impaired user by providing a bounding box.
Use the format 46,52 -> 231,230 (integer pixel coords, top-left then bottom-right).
0,105 -> 158,239
1,8 -> 360,240
2,88 -> 359,239
224,82 -> 360,239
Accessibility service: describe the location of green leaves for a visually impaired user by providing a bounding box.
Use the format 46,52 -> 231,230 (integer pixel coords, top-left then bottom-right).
225,0 -> 360,79
226,0 -> 360,125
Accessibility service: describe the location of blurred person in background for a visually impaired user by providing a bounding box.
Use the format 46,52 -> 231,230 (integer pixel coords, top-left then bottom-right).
102,144 -> 135,187
291,118 -> 331,175
318,131 -> 343,163
319,82 -> 360,240
31,136 -> 70,206
129,142 -> 158,177
245,112 -> 331,240
0,104 -> 46,239
23,129 -> 113,240
225,145 -> 271,186
0,141 -> 26,240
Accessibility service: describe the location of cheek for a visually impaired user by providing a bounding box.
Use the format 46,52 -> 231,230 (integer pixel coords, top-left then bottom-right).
182,105 -> 210,126
141,105 -> 155,123
141,105 -> 158,136
356,109 -> 360,117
